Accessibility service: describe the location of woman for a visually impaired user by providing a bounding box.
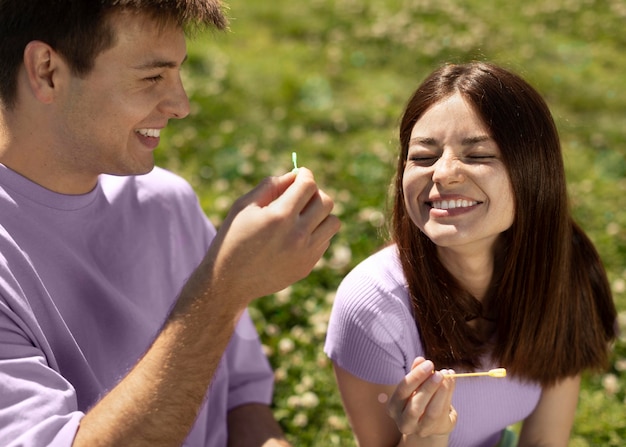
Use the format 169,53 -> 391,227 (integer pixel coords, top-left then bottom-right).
324,62 -> 617,447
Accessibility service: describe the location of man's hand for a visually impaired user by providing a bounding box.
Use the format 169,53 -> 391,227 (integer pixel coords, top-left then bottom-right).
204,167 -> 340,306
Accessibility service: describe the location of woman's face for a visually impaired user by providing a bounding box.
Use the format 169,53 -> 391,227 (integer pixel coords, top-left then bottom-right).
402,93 -> 515,254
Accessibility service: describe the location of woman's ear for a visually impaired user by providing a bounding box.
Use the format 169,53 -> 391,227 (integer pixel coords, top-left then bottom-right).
22,41 -> 66,104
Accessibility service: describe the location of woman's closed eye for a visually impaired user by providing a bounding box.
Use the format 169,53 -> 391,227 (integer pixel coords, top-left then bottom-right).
465,154 -> 497,163
408,155 -> 439,166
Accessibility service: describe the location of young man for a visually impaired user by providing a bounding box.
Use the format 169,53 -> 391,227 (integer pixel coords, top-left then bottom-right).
0,1 -> 340,446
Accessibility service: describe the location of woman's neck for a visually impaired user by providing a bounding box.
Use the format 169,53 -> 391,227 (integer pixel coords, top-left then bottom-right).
436,246 -> 494,302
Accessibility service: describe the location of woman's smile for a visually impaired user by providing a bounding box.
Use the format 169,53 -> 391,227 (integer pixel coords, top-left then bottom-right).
403,93 -> 515,251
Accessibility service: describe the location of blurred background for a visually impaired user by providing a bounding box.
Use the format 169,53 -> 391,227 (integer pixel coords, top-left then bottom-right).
155,0 -> 626,444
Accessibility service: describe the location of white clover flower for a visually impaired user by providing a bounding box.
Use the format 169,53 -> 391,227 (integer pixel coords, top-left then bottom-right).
274,367 -> 288,382
293,412 -> 308,428
299,391 -> 320,408
278,338 -> 295,354
286,395 -> 301,408
274,287 -> 291,305
602,374 -> 620,396
612,278 -> 625,294
329,244 -> 352,270
614,359 -> 626,372
327,415 -> 347,430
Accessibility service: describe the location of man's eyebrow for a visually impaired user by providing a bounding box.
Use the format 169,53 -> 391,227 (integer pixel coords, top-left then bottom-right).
133,55 -> 188,70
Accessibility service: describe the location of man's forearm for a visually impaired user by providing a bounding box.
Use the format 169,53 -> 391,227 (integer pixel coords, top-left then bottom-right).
73,259 -> 243,447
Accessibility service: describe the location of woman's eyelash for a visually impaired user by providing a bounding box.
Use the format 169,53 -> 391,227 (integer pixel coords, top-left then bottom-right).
468,155 -> 496,159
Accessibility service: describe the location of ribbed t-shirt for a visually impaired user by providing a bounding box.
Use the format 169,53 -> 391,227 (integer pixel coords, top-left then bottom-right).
0,164 -> 274,446
325,244 -> 541,447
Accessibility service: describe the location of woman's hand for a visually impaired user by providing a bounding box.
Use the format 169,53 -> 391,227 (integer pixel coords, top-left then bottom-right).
387,357 -> 457,444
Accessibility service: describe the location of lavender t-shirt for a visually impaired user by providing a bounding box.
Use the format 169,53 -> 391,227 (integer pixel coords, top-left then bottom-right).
0,165 -> 274,446
325,244 -> 542,447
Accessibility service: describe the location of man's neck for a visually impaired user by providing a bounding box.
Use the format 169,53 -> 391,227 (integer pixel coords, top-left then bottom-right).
0,110 -> 98,195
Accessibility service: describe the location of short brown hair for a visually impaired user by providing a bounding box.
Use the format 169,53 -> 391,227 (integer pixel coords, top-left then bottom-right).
0,0 -> 228,109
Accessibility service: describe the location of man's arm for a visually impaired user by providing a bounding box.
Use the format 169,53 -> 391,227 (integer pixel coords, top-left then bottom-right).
73,169 -> 340,447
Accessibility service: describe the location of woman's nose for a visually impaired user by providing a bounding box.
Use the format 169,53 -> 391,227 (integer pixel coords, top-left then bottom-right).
431,155 -> 465,185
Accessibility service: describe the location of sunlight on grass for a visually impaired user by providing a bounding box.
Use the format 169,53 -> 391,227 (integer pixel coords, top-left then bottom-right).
157,0 -> 626,444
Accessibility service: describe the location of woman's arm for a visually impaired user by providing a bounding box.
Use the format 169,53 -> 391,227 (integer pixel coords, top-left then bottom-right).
333,357 -> 456,447
518,375 -> 581,447
333,363 -> 401,447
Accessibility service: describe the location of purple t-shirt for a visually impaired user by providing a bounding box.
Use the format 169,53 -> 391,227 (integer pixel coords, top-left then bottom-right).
325,244 -> 542,447
0,164 -> 274,446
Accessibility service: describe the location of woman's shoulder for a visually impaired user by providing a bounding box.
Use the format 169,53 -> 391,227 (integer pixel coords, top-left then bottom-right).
344,244 -> 406,287
336,244 -> 410,312
326,243 -> 420,383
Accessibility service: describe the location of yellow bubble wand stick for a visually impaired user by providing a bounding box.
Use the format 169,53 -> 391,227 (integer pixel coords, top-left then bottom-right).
443,368 -> 507,379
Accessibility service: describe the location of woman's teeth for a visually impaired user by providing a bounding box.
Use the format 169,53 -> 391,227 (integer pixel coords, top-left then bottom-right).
431,199 -> 478,210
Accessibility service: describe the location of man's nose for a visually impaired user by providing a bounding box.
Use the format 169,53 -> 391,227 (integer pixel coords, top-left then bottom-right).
161,76 -> 190,119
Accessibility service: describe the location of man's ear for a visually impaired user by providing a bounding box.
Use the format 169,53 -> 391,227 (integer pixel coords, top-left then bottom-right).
22,41 -> 67,104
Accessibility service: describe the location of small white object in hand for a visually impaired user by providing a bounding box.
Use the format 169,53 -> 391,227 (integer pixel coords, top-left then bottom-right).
443,368 -> 507,379
292,152 -> 299,174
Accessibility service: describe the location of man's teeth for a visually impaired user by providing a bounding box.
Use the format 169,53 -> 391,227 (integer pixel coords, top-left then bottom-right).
137,129 -> 160,138
431,199 -> 478,210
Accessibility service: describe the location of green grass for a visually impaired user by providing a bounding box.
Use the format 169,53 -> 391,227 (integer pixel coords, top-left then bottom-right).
156,0 -> 626,444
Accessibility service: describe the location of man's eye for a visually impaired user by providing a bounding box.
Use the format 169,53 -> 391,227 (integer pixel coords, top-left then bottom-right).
146,75 -> 164,83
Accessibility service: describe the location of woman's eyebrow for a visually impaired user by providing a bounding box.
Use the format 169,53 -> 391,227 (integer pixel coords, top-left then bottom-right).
462,135 -> 491,146
408,135 -> 491,147
408,136 -> 438,147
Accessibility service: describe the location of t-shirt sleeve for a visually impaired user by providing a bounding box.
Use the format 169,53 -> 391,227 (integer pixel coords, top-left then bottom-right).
0,300 -> 83,447
225,309 -> 274,410
324,254 -> 416,385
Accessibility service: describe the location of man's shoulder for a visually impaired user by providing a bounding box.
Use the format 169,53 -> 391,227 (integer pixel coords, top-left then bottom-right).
137,166 -> 189,186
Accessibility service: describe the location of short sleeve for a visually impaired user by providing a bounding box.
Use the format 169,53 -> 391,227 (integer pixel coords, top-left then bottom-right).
324,247 -> 421,385
225,309 -> 274,410
0,300 -> 83,447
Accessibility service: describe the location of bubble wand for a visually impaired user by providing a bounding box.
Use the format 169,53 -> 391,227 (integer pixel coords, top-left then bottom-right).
443,368 -> 507,378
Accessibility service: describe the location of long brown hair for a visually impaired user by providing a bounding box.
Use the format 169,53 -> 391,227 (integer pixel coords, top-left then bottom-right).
392,62 -> 617,386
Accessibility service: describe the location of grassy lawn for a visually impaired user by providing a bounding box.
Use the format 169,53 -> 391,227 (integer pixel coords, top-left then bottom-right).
156,0 -> 626,444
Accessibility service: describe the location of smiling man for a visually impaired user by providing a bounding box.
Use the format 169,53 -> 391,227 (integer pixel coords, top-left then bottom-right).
0,1 -> 340,446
